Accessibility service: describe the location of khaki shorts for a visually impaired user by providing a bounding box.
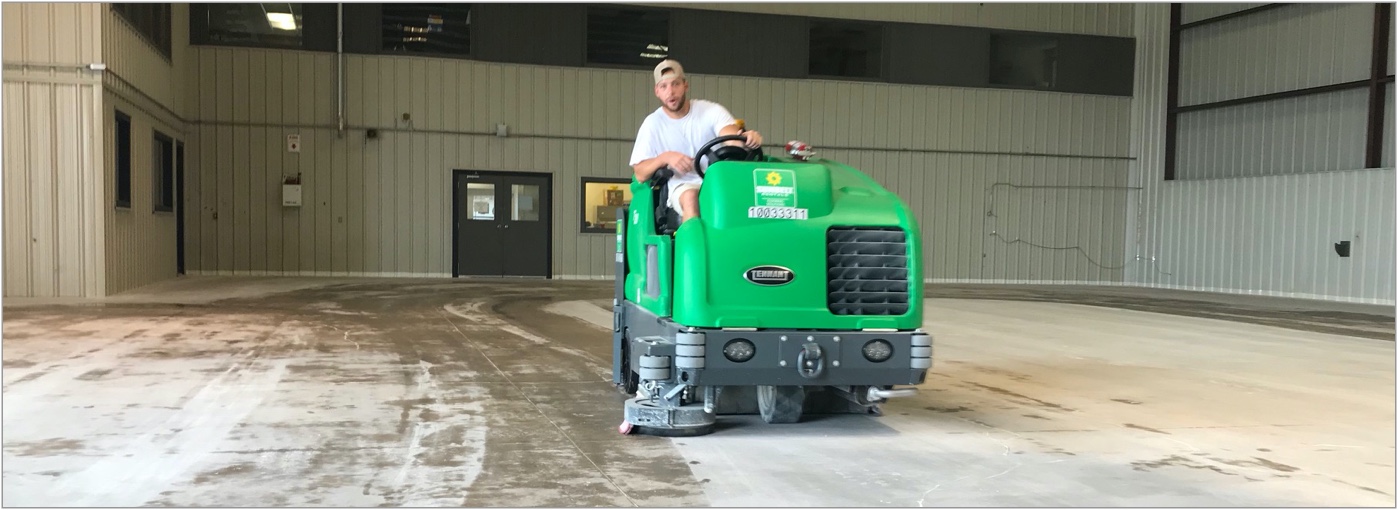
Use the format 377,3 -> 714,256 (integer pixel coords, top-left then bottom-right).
669,182 -> 702,212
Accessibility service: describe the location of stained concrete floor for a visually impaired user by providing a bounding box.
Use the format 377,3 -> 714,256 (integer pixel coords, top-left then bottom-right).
2,277 -> 1394,507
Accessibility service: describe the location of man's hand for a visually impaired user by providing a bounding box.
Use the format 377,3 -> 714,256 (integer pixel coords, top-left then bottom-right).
663,151 -> 695,174
741,130 -> 763,149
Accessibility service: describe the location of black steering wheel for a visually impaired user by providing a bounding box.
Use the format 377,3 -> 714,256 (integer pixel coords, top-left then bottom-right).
693,134 -> 763,177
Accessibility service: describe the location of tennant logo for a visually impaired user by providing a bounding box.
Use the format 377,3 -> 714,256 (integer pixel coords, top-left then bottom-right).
744,266 -> 795,286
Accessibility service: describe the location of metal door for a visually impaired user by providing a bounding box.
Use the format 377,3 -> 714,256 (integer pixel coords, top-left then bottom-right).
454,171 -> 551,278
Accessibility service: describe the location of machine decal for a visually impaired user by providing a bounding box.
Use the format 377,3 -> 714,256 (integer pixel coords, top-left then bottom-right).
743,265 -> 795,286
750,169 -> 807,220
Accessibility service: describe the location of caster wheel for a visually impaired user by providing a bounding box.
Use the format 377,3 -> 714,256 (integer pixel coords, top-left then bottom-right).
618,421 -> 634,435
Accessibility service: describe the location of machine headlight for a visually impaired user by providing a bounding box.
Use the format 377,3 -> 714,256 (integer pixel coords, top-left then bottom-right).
862,339 -> 893,362
723,339 -> 756,363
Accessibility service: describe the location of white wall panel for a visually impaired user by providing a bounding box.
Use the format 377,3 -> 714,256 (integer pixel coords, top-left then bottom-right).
1130,3 -> 1396,305
1179,3 -> 1374,107
1180,3 -> 1266,24
1143,170 -> 1395,304
1385,83 -> 1395,169
1175,88 -> 1369,180
637,2 -> 1134,37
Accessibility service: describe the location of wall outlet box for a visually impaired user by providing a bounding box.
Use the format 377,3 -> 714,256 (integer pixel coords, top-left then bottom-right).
283,184 -> 302,206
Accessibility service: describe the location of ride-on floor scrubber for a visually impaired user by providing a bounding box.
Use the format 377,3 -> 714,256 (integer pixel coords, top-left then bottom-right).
613,134 -> 932,436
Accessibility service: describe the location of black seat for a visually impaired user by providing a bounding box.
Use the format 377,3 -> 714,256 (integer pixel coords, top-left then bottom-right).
649,167 -> 682,235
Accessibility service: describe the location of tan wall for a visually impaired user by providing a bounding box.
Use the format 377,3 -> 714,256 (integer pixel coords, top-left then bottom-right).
2,2 -> 106,297
184,48 -> 1134,282
100,3 -> 191,294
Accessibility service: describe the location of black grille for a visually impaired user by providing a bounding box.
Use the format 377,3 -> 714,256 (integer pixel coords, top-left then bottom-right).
827,227 -> 910,315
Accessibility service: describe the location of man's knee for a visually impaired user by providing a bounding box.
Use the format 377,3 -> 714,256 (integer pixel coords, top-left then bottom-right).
678,188 -> 700,219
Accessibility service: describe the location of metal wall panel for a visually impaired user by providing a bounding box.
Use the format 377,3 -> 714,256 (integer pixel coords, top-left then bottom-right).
104,92 -> 181,295
184,47 -> 1132,282
1175,87 -> 1369,180
1179,3 -> 1374,107
1,3 -> 107,298
98,4 -> 189,295
1179,3 -> 1267,25
636,2 -> 1134,37
101,4 -> 179,113
1130,3 -> 1396,305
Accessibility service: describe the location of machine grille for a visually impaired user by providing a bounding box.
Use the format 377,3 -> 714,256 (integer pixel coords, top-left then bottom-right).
827,227 -> 910,315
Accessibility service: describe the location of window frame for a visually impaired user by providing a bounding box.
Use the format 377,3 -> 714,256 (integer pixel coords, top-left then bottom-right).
152,131 -> 175,213
579,177 -> 633,234
114,110 -> 132,210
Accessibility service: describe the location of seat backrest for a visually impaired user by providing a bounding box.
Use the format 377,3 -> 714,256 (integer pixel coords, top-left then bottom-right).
649,167 -> 681,235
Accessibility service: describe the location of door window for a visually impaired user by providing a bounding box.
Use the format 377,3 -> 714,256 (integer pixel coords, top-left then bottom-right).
467,183 -> 495,220
511,184 -> 541,221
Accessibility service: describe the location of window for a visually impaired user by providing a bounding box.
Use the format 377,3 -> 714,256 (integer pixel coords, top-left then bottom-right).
153,132 -> 175,213
581,178 -> 632,233
587,7 -> 669,67
382,3 -> 471,56
191,3 -> 305,49
989,33 -> 1058,89
115,111 -> 132,209
113,3 -> 172,59
809,21 -> 883,79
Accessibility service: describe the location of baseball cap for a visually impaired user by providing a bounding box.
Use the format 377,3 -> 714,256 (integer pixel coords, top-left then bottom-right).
653,59 -> 685,84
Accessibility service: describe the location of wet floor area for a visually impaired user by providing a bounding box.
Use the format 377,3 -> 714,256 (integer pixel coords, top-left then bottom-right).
3,277 -> 1394,506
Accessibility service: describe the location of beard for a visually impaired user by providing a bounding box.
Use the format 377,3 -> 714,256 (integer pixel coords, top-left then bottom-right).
663,94 -> 688,113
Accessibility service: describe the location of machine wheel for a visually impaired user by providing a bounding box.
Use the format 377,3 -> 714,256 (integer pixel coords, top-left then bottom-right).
757,385 -> 805,424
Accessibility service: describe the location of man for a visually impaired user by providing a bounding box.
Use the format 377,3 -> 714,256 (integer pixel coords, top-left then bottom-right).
629,59 -> 763,224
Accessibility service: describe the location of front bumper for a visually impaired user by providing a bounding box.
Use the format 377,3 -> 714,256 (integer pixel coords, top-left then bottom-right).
631,328 -> 931,387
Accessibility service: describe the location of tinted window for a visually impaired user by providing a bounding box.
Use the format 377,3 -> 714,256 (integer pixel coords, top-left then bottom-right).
382,3 -> 471,56
989,33 -> 1059,89
809,21 -> 883,79
115,111 -> 132,209
587,7 -> 669,67
113,3 -> 172,58
191,3 -> 304,49
153,132 -> 175,213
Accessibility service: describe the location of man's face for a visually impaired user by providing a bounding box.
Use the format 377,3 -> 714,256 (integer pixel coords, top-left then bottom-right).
654,76 -> 688,112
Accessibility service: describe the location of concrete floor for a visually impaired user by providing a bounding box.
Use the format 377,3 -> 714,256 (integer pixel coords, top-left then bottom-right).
3,277 -> 1393,507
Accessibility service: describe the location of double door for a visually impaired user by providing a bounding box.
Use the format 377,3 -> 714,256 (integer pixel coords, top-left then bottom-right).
454,171 -> 552,278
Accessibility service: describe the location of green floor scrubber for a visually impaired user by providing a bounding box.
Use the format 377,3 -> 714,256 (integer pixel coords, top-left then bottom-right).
613,134 -> 932,436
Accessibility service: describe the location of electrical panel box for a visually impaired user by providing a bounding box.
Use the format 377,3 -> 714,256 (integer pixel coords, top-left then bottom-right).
283,184 -> 302,206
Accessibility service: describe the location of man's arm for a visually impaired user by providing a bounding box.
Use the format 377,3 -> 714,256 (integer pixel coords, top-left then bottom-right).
718,122 -> 763,149
631,154 -> 670,182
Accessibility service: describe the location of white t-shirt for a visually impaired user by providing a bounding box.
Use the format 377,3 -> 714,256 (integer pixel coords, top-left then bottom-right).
629,99 -> 737,204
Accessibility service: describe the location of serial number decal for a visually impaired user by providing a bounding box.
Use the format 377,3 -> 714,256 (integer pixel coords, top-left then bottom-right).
747,206 -> 809,220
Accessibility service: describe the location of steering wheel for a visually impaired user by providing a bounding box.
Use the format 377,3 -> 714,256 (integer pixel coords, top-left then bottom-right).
693,134 -> 763,178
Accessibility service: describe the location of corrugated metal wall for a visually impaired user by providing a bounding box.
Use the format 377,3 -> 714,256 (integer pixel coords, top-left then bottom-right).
1175,88 -> 1370,180
1179,3 -> 1373,106
1180,3 -> 1267,24
637,2 -> 1135,37
1176,3 -> 1375,180
100,4 -> 190,295
1130,3 -> 1397,305
1,2 -> 106,297
183,48 -> 1133,282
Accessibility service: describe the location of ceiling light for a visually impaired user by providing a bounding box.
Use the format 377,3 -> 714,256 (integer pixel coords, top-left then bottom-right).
266,12 -> 297,31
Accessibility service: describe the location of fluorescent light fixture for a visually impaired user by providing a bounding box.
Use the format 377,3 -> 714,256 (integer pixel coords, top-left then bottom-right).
266,12 -> 297,30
